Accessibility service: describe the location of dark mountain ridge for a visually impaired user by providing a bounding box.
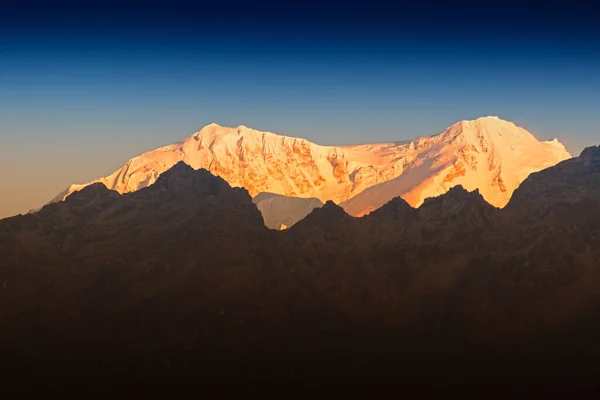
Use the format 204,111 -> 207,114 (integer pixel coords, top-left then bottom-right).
1,149 -> 600,393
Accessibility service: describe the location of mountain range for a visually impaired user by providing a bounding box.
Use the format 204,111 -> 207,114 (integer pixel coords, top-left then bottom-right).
46,116 -> 570,228
1,144 -> 599,390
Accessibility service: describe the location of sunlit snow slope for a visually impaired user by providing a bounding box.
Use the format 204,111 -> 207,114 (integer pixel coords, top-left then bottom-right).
340,117 -> 571,216
49,117 -> 570,217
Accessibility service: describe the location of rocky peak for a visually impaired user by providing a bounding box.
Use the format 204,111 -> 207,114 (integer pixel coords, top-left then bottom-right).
507,145 -> 600,214
419,186 -> 496,224
579,145 -> 600,167
292,200 -> 355,229
317,200 -> 350,220
422,185 -> 484,205
154,160 -> 195,180
148,161 -> 233,197
364,196 -> 417,224
52,183 -> 122,217
63,183 -> 118,204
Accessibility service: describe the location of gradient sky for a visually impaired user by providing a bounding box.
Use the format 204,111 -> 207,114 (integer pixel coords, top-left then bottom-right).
1,1 -> 599,218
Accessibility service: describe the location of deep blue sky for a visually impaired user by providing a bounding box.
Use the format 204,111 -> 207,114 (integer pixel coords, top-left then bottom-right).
1,0 -> 599,217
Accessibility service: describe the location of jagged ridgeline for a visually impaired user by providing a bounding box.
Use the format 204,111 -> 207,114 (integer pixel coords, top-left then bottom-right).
43,117 -> 570,229
1,147 -> 600,387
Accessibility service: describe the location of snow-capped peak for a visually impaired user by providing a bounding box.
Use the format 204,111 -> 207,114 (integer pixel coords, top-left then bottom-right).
46,117 -> 571,219
340,117 -> 570,216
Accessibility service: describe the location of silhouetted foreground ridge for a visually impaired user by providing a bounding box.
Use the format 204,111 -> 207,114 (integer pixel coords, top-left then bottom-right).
1,148 -> 600,393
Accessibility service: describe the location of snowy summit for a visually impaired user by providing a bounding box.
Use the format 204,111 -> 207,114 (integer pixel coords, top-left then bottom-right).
48,117 -> 570,217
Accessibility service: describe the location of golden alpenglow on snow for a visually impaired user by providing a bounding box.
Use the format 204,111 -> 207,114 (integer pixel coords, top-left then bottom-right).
48,116 -> 570,219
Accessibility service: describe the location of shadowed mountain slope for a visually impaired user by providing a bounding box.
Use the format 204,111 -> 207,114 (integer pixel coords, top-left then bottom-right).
1,150 -> 600,392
